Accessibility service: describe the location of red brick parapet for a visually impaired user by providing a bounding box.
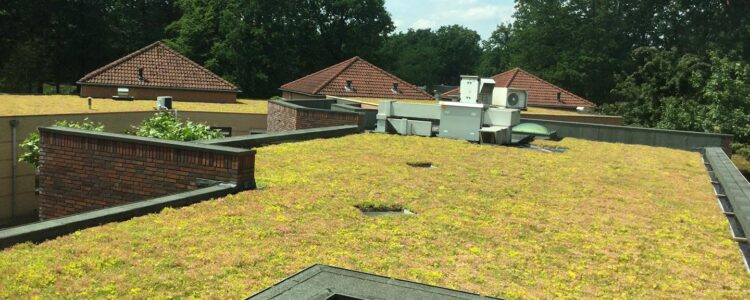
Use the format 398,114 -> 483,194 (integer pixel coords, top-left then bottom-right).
267,100 -> 362,132
38,127 -> 255,219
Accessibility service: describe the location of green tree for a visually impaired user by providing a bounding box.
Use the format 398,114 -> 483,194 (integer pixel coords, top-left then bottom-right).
19,119 -> 104,169
434,25 -> 481,85
603,49 -> 750,144
132,112 -> 224,141
0,0 -> 180,93
168,0 -> 394,97
510,0 -> 632,104
478,23 -> 513,77
378,29 -> 442,88
377,25 -> 481,88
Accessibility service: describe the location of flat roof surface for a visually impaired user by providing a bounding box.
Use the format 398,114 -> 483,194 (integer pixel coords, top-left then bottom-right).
1,134 -> 748,298
0,95 -> 268,116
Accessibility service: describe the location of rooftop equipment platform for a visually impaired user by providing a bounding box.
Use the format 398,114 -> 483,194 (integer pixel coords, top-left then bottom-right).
375,75 -> 539,145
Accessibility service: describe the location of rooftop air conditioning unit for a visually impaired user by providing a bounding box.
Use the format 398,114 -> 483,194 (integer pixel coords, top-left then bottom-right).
459,75 -> 479,103
492,87 -> 528,109
459,75 -> 496,104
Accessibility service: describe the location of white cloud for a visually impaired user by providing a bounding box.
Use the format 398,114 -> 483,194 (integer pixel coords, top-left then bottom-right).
412,19 -> 437,30
385,0 -> 515,39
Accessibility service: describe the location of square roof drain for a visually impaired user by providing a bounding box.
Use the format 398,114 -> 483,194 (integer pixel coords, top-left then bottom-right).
407,161 -> 435,168
356,205 -> 415,217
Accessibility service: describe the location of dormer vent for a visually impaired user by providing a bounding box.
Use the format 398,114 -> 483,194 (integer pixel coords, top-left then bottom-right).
391,82 -> 400,94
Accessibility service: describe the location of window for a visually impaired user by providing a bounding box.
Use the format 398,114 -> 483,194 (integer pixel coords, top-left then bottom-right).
345,80 -> 354,92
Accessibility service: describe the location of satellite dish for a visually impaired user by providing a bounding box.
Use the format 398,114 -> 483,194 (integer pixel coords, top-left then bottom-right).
507,93 -> 519,106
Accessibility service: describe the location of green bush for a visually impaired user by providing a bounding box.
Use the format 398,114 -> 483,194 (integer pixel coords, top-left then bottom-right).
19,113 -> 223,169
18,119 -> 104,169
733,143 -> 750,161
131,112 -> 224,141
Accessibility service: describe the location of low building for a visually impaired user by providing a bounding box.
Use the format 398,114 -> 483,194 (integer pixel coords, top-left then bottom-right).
78,41 -> 240,103
279,56 -> 433,100
441,68 -> 596,109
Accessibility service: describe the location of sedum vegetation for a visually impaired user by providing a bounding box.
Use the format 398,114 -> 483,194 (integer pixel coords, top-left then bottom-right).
1,134 -> 748,298
0,95 -> 268,116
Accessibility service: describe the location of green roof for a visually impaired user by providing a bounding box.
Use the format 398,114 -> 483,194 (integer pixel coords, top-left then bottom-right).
0,134 -> 747,298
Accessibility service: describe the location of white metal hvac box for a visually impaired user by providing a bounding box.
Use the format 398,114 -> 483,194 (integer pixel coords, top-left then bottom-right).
438,102 -> 484,142
459,75 -> 479,103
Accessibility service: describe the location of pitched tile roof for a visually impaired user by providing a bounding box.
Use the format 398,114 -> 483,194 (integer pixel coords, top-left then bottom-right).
280,57 -> 433,100
441,68 -> 595,108
78,41 -> 239,92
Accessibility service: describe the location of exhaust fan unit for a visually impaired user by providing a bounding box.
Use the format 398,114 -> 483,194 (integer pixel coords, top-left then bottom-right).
492,87 -> 528,109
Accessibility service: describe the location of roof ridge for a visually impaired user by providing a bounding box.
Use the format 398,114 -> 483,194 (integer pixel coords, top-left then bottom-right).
78,41 -> 163,83
440,69 -> 517,97
78,41 -> 238,91
504,68 -> 521,86
514,68 -> 594,106
352,57 -> 433,99
279,57 -> 358,92
313,56 -> 359,94
155,42 -> 239,91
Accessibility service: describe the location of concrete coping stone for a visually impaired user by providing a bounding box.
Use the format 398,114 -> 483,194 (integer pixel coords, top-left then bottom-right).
40,126 -> 255,156
198,125 -> 360,147
268,99 -> 362,116
521,118 -> 734,138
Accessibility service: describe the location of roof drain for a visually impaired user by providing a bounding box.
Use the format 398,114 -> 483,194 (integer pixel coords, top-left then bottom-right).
356,205 -> 415,217
407,161 -> 434,168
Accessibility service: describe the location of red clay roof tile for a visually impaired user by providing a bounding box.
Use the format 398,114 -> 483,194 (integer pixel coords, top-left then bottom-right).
280,57 -> 433,100
441,68 -> 595,108
78,41 -> 239,92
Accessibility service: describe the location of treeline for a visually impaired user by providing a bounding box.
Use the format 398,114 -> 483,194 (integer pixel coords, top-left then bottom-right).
497,0 -> 750,144
0,0 -> 180,93
2,1 -> 750,142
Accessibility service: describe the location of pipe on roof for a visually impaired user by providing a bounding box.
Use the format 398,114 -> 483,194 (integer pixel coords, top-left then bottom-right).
9,119 -> 18,218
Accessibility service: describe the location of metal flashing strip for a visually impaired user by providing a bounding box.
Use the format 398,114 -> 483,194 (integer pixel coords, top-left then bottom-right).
246,264 -> 501,300
198,125 -> 360,148
702,147 -> 750,272
40,126 -> 255,155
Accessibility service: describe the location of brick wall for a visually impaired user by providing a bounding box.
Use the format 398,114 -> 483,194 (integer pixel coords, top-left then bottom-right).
267,100 -> 361,132
38,127 -> 255,219
81,85 -> 237,103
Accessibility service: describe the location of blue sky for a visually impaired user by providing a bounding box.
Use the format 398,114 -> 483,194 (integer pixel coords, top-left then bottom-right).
384,0 -> 516,40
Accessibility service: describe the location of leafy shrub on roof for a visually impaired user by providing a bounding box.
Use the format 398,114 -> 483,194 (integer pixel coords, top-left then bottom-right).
131,111 -> 224,141
18,118 -> 104,169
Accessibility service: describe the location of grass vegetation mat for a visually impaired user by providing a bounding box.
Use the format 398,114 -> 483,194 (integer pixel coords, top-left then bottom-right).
1,134 -> 747,298
1,95 -> 267,116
